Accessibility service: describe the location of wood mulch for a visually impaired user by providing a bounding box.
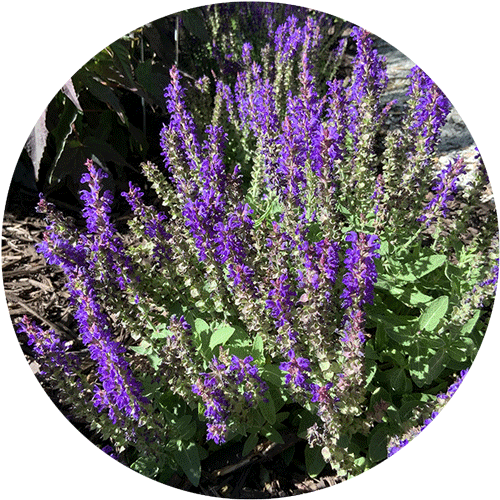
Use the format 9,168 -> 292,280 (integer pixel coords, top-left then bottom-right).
2,211 -> 75,349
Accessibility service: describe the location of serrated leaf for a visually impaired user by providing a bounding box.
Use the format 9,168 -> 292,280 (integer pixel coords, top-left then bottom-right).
25,108 -> 48,181
61,78 -> 83,112
173,442 -> 201,487
209,325 -> 235,350
242,433 -> 259,457
419,296 -> 449,332
110,39 -> 136,88
50,102 -> 79,178
305,445 -> 326,477
85,76 -> 127,124
135,59 -> 153,94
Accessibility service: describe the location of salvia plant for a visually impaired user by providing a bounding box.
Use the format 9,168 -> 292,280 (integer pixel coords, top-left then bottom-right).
15,4 -> 498,492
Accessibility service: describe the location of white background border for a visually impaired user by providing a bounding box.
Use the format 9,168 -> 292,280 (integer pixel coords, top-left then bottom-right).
1,1 -> 498,498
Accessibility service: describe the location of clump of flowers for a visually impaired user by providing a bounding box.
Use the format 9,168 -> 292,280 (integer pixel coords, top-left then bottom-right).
14,4 -> 497,490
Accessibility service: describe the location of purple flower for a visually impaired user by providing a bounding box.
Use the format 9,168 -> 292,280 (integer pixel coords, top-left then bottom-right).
346,26 -> 388,145
418,157 -> 466,226
437,369 -> 469,401
35,195 -> 87,279
348,26 -> 387,105
73,278 -> 149,424
80,159 -> 135,291
388,438 -> 409,457
266,272 -> 298,342
16,315 -> 80,378
241,42 -> 252,66
309,382 -> 334,403
279,349 -> 311,388
274,15 -> 303,64
192,354 -> 268,443
102,444 -> 119,460
479,264 -> 499,292
340,231 -> 380,309
161,66 -> 201,181
122,182 -> 172,264
406,66 -> 452,159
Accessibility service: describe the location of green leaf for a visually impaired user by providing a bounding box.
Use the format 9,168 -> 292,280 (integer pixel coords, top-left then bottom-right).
263,426 -> 284,444
461,310 -> 481,335
419,296 -> 449,332
110,39 -> 136,88
447,344 -> 468,363
84,136 -> 131,169
424,349 -> 448,384
50,102 -> 79,177
209,325 -> 235,350
259,392 -> 276,425
131,455 -> 160,478
194,318 -> 210,335
130,340 -> 152,356
365,358 -> 377,387
148,352 -> 162,370
397,400 -> 422,423
297,409 -> 319,438
389,368 -> 408,394
382,321 -> 416,346
84,76 -> 127,124
242,433 -> 259,457
261,364 -> 286,387
408,342 -> 428,388
251,334 -> 264,362
151,323 -> 169,339
305,445 -> 327,477
275,411 -> 290,423
175,415 -> 197,441
180,9 -> 210,42
368,424 -> 389,463
399,254 -> 447,282
282,445 -> 295,466
396,287 -> 433,307
173,442 -> 201,487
